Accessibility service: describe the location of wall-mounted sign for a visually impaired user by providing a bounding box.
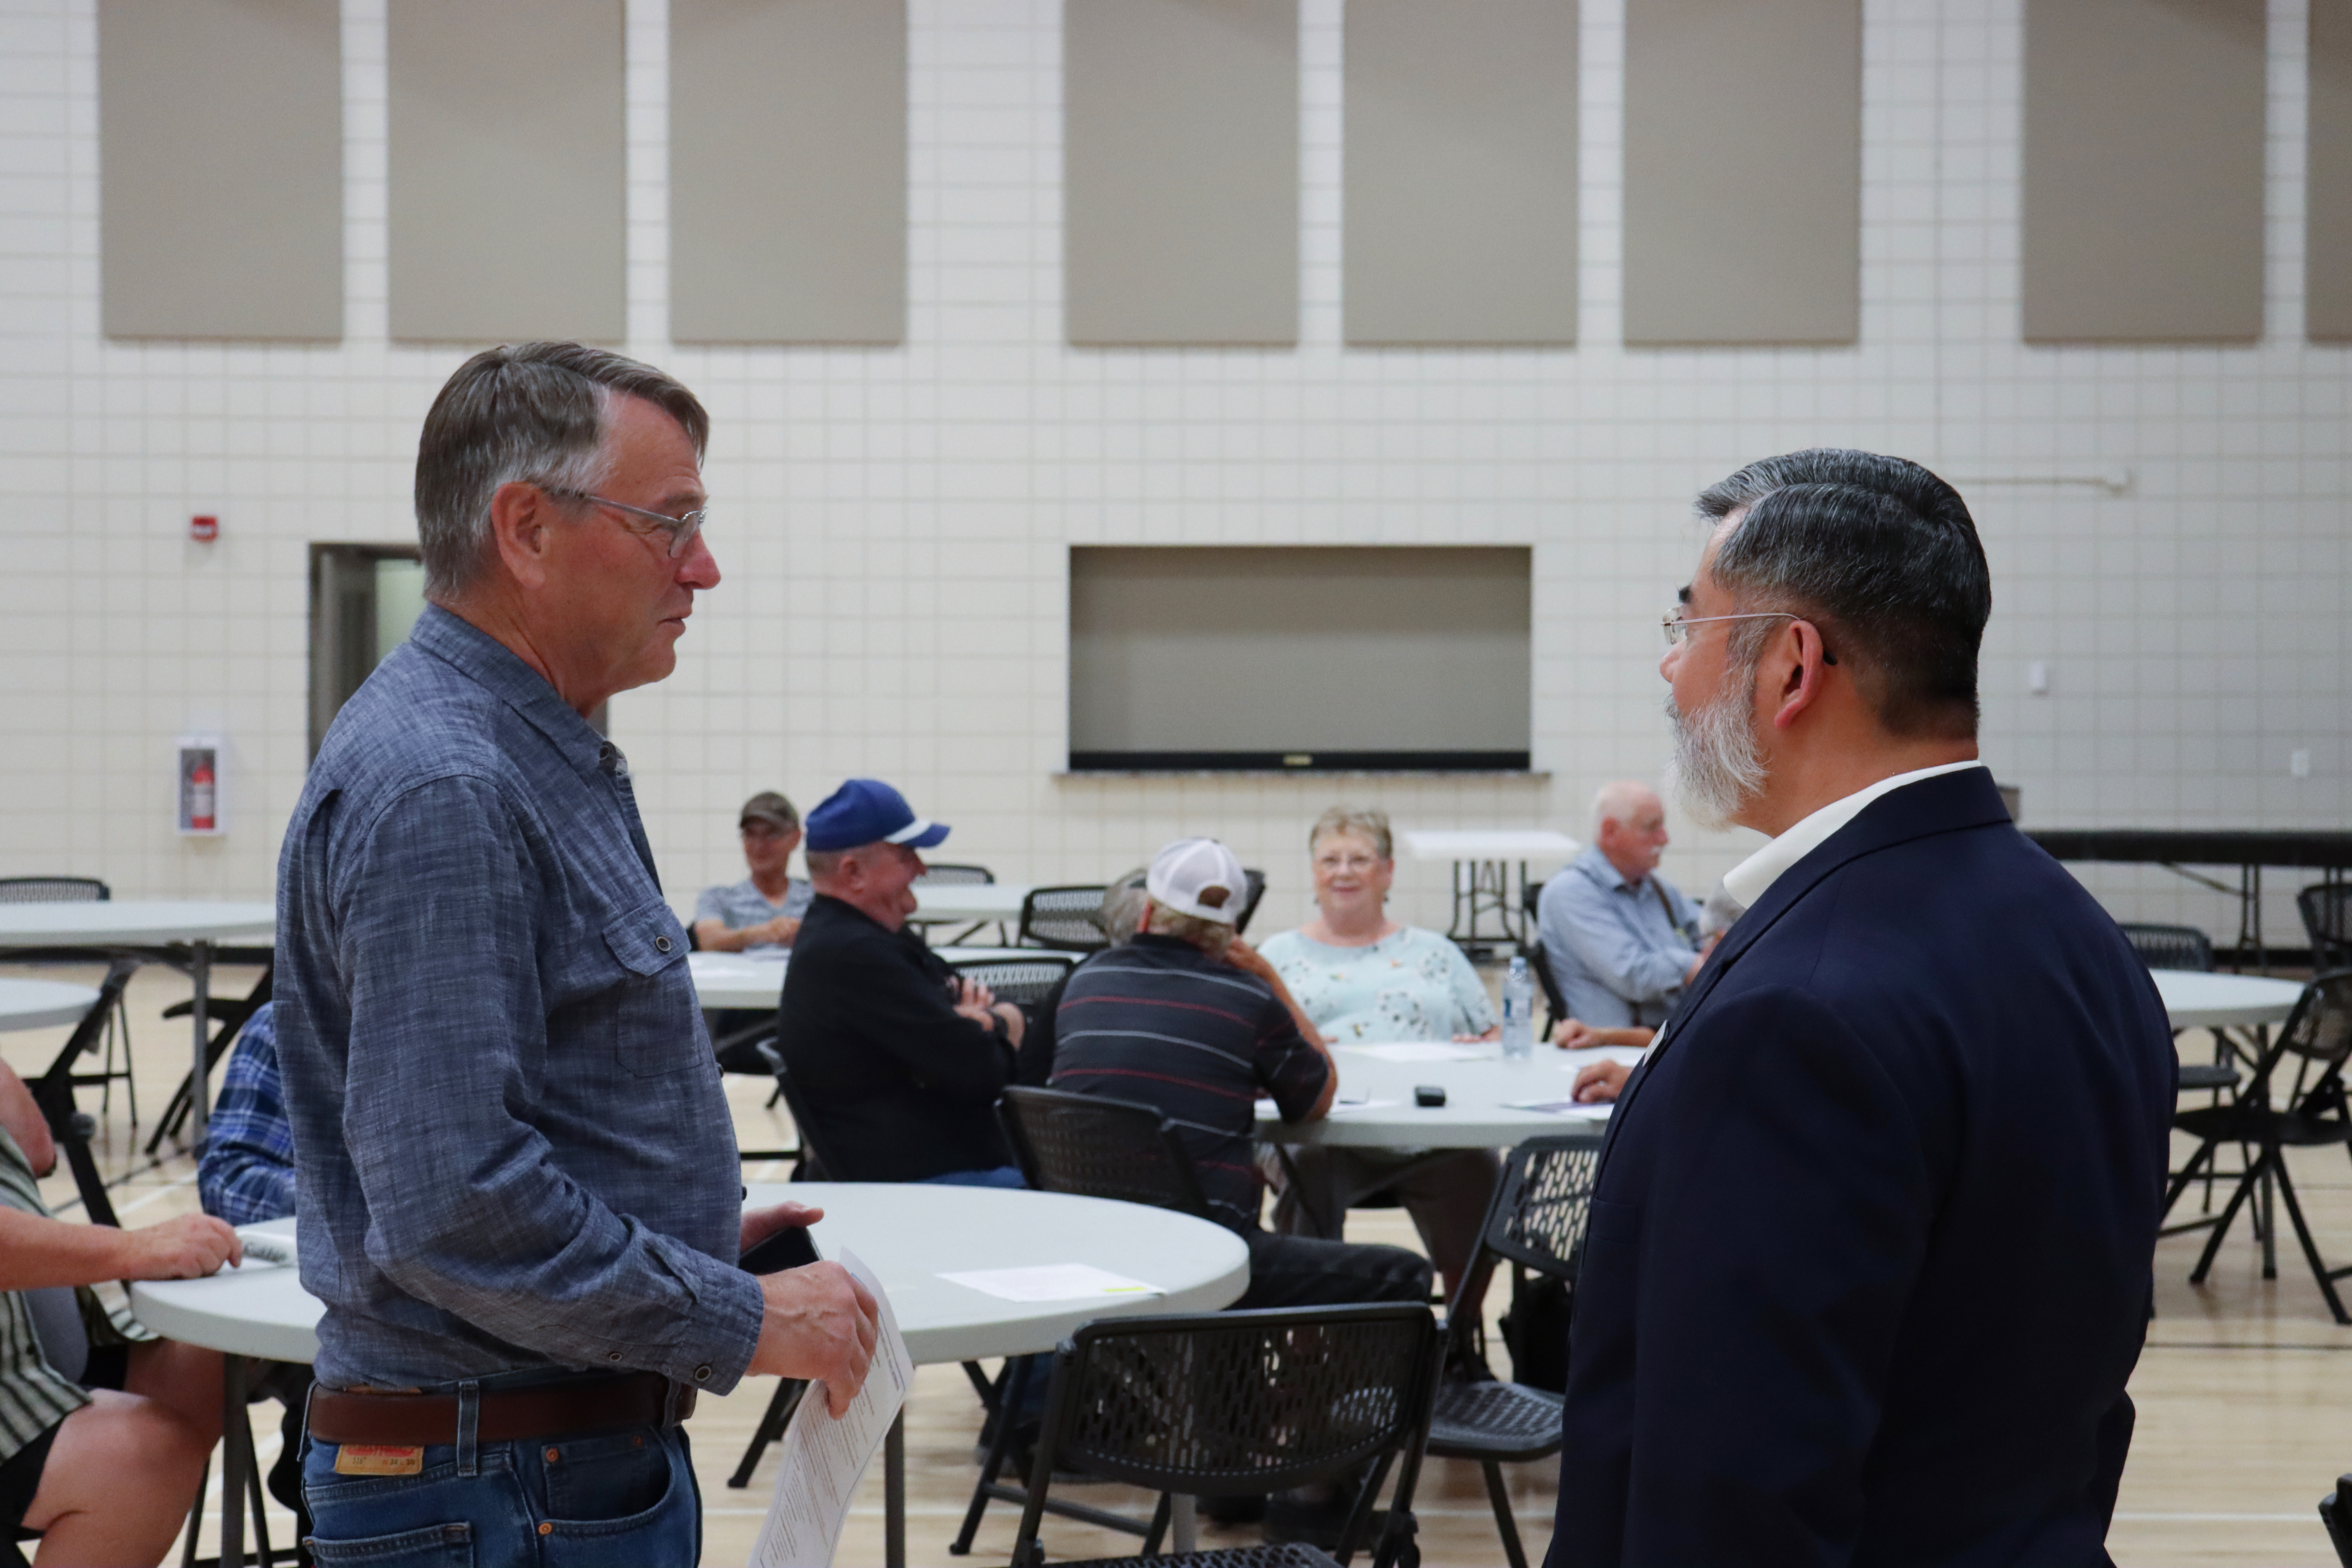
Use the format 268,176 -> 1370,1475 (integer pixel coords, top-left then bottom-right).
176,734 -> 224,836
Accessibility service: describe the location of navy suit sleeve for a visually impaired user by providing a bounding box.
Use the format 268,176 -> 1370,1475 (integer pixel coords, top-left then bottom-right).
1619,984 -> 1936,1564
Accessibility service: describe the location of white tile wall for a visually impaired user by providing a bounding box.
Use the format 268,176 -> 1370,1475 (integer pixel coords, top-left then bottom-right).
0,0 -> 2343,946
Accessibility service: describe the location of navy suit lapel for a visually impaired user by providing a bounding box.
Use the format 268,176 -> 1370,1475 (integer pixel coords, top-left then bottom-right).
1595,768 -> 2013,1145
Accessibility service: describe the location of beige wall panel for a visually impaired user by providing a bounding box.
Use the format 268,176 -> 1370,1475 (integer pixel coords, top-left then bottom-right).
388,0 -> 625,343
671,0 -> 906,344
2311,0 -> 2352,341
1622,0 -> 1858,346
99,0 -> 342,340
1344,0 -> 1576,345
1069,547 -> 1531,755
1064,0 -> 1298,346
2023,0 -> 2264,344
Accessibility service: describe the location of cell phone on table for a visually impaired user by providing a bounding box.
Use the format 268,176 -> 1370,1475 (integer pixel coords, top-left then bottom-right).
739,1225 -> 820,1275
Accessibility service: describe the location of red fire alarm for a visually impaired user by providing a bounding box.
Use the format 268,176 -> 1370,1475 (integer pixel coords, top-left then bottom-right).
190,515 -> 219,543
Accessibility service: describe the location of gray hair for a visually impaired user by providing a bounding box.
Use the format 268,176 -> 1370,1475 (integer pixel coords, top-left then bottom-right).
1589,780 -> 1659,840
1309,806 -> 1392,861
415,342 -> 711,601
1695,448 -> 1989,740
1143,896 -> 1234,958
1099,867 -> 1150,946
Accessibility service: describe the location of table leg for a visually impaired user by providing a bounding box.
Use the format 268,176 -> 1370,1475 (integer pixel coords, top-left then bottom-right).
1169,1494 -> 1197,1553
189,941 -> 212,1143
219,1352 -> 247,1568
885,1410 -> 905,1568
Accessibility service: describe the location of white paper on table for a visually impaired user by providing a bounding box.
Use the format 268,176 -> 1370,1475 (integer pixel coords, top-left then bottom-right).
937,1263 -> 1163,1303
1253,1095 -> 1393,1119
751,1248 -> 913,1568
1553,1045 -> 1647,1073
1337,1042 -> 1489,1063
1502,1098 -> 1615,1122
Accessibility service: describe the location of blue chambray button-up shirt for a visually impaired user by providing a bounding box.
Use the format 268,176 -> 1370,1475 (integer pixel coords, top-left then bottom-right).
1536,844 -> 1704,1029
276,606 -> 763,1393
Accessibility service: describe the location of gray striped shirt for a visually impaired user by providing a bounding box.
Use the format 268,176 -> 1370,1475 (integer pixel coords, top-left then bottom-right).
0,1129 -> 151,1464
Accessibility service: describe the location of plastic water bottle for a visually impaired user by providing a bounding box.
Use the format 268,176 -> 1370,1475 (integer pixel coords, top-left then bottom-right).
1501,955 -> 1535,1061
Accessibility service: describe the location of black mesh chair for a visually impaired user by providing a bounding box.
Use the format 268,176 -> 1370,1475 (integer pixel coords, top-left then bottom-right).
953,955 -> 1078,1010
2118,923 -> 2237,1097
2304,885 -> 2352,971
1427,1133 -> 1602,1568
921,863 -> 1002,942
2324,1472 -> 2352,1566
2162,972 -> 2352,1321
1020,886 -> 1112,953
997,1086 -> 1213,1219
1235,869 -> 1268,936
1007,1302 -> 1442,1568
0,877 -> 138,1124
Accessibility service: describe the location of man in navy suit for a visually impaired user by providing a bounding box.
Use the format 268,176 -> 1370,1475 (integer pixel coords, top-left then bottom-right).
1546,451 -> 2176,1567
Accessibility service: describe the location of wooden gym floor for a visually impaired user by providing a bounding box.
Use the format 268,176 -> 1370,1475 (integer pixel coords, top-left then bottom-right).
3,963 -> 2346,1566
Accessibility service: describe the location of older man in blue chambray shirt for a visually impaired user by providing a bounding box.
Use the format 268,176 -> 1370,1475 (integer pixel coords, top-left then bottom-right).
277,343 -> 878,1563
1537,781 -> 1707,1038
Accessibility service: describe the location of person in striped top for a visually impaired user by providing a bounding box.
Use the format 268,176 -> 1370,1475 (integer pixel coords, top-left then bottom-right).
0,1058 -> 241,1564
1048,837 -> 1431,1310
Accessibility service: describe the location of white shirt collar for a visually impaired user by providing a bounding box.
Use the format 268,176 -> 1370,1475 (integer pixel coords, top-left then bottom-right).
1720,761 -> 1987,908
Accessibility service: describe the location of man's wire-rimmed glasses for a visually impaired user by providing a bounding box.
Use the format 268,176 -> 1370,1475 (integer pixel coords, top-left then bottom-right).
547,487 -> 708,558
1661,610 -> 1803,646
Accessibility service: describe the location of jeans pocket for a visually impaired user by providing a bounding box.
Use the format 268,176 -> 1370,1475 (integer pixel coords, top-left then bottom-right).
539,1431 -> 698,1568
305,1522 -> 473,1566
541,1429 -> 671,1523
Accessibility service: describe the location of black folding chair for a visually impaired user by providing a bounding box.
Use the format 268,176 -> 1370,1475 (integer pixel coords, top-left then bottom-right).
1019,886 -> 1112,953
0,877 -> 138,1124
2118,921 -> 2215,973
2303,885 -> 2352,972
1427,1133 -> 1602,1568
1007,1302 -> 1441,1568
920,863 -> 1002,943
2162,972 -> 2352,1320
952,955 -> 1078,1011
27,958 -> 141,1227
147,962 -> 274,1155
2323,1472 -> 2352,1565
1235,869 -> 1268,936
996,1085 -> 1213,1219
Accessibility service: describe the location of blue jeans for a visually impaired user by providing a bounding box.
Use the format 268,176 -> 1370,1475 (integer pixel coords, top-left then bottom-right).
301,1423 -> 698,1566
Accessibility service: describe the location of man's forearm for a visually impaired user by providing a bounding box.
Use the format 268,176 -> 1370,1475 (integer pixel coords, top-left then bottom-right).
0,1206 -> 135,1290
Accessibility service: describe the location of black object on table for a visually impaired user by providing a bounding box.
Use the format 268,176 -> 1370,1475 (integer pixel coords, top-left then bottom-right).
2026,829 -> 2352,971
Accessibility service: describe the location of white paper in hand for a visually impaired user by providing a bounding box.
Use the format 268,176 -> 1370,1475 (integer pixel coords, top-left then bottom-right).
751,1248 -> 912,1568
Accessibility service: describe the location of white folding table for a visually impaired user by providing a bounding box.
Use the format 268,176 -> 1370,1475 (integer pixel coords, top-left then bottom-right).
132,1183 -> 1248,1568
1401,829 -> 1579,958
0,902 -> 275,1138
0,978 -> 102,1033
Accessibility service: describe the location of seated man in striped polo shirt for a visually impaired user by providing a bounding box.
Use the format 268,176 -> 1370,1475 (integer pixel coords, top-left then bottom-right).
1048,837 -> 1431,1310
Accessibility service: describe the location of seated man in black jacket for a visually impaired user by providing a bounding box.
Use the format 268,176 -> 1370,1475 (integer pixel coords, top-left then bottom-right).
779,778 -> 1026,1185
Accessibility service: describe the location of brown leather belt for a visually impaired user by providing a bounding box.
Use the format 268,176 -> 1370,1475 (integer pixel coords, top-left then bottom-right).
308,1372 -> 694,1447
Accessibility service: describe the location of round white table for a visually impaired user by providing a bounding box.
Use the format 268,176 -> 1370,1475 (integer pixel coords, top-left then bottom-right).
690,947 -> 1070,1011
0,978 -> 100,1032
132,1184 -> 1246,1567
2150,969 -> 2305,1030
1259,971 -> 2311,1149
0,901 -> 275,1137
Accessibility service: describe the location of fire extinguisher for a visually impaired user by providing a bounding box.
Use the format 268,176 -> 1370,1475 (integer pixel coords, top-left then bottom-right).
189,757 -> 216,832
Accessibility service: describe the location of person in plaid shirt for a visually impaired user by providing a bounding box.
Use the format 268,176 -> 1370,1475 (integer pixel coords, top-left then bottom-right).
197,1004 -> 295,1227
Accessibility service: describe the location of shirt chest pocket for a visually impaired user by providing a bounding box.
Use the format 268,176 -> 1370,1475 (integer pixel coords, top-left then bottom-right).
600,898 -> 698,1078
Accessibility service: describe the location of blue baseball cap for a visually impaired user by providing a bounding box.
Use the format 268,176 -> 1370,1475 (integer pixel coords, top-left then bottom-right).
804,778 -> 951,854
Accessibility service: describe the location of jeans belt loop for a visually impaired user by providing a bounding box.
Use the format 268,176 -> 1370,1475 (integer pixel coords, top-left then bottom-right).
662,1377 -> 688,1427
455,1380 -> 480,1477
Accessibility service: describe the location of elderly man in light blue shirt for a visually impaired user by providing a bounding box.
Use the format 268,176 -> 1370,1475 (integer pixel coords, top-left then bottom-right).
1538,780 -> 1705,1033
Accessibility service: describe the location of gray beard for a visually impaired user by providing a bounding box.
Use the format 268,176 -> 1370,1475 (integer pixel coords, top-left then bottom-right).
1662,673 -> 1766,832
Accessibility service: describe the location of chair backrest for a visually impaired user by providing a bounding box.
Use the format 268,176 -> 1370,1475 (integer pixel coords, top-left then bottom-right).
1013,1302 -> 1440,1565
996,1085 -> 1212,1218
769,1060 -> 850,1183
916,863 -> 995,887
1525,939 -> 1570,1029
1446,1131 -> 1605,1329
30,959 -> 140,1228
1019,885 -> 1111,952
2304,885 -> 2352,969
1234,868 -> 1268,935
2244,972 -> 2352,1116
951,956 -> 1075,1010
2117,922 -> 2215,972
0,877 -> 108,903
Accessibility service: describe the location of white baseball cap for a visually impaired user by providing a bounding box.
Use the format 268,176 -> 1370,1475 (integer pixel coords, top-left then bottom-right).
1147,837 -> 1249,925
